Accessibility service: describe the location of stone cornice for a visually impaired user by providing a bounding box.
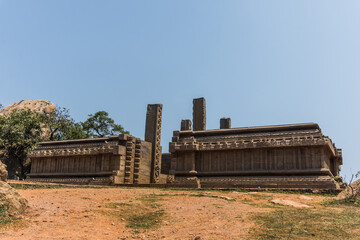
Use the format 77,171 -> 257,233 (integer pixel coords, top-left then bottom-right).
37,134 -> 131,147
169,136 -> 336,155
175,122 -> 320,138
173,130 -> 322,143
28,145 -> 125,158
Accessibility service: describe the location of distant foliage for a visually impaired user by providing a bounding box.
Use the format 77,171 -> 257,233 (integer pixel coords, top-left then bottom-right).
39,106 -> 87,141
0,109 -> 42,177
82,111 -> 129,138
39,108 -> 128,140
0,105 -> 128,178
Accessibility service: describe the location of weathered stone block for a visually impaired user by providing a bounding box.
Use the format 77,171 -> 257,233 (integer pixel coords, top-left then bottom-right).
220,118 -> 231,129
181,119 -> 192,131
193,98 -> 206,131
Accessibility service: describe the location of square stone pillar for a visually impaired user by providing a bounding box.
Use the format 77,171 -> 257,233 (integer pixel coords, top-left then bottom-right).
181,119 -> 192,131
220,118 -> 231,129
193,97 -> 206,131
145,104 -> 163,183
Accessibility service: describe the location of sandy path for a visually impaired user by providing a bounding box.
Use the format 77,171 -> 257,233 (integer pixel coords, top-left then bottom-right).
0,187 -> 326,240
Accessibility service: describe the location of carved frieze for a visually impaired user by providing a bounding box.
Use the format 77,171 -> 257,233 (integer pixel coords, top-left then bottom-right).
28,145 -> 121,158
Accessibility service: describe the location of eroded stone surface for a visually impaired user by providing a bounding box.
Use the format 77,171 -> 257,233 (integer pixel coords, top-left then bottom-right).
0,181 -> 28,213
0,161 -> 8,181
270,199 -> 310,208
0,163 -> 28,213
299,195 -> 313,200
0,100 -> 55,115
337,179 -> 360,200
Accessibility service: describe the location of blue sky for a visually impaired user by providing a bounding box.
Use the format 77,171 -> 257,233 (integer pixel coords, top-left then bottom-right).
0,1 -> 359,181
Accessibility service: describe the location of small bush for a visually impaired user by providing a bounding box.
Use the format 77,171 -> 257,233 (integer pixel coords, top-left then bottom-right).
0,204 -> 11,226
102,194 -> 165,231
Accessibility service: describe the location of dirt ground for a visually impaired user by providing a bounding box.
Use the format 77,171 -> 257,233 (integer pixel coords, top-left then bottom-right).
0,183 -> 328,240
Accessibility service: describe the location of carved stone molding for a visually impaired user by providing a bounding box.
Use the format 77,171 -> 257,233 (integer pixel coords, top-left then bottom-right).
28,145 -> 121,158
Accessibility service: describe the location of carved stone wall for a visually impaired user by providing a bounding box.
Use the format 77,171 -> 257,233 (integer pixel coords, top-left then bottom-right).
168,122 -> 343,191
28,134 -> 153,185
145,104 -> 163,183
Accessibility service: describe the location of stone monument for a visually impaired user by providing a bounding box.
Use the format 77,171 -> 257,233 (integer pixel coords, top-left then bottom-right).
166,98 -> 343,191
27,104 -> 163,185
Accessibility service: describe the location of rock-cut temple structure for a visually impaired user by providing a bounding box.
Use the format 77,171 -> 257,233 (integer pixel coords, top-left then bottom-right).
27,104 -> 163,185
165,98 -> 343,191
27,98 -> 343,191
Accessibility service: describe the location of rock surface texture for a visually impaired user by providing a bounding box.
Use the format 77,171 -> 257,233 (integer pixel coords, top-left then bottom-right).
270,199 -> 311,208
337,179 -> 360,200
0,99 -> 56,115
0,181 -> 28,213
0,162 -> 28,213
0,161 -> 8,181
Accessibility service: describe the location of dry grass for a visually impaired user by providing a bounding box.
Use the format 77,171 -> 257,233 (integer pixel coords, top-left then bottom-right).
250,204 -> 360,239
0,205 -> 11,226
102,194 -> 165,232
0,204 -> 27,232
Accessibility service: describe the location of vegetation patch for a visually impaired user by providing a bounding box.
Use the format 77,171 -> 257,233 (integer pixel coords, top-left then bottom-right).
250,206 -> 360,239
189,193 -> 235,202
103,194 -> 165,232
247,194 -> 272,200
263,189 -> 335,197
0,204 -> 25,229
237,198 -> 277,209
81,197 -> 91,200
164,188 -> 249,193
0,205 -> 11,226
10,184 -> 65,190
9,183 -> 113,190
323,198 -> 360,207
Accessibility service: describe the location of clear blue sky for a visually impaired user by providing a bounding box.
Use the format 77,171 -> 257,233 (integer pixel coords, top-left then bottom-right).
0,1 -> 359,181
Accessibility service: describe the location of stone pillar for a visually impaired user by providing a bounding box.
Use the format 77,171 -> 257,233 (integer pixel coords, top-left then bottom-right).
145,104 -> 163,183
181,119 -> 192,131
193,97 -> 206,131
220,118 -> 231,129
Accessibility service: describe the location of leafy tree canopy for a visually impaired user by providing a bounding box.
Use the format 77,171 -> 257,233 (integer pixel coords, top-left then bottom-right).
39,106 -> 88,141
0,109 -> 42,177
0,106 -> 128,178
82,111 -> 129,138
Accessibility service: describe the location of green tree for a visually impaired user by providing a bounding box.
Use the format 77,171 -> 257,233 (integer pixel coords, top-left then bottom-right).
82,111 -> 129,138
39,106 -> 88,141
63,122 -> 89,140
40,106 -> 89,141
0,109 -> 42,178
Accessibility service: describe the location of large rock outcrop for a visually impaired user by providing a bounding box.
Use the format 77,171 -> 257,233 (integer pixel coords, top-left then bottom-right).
0,99 -> 55,116
0,162 -> 28,214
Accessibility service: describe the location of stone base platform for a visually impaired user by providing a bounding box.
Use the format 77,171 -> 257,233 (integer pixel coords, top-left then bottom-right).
167,175 -> 342,193
25,177 -> 113,185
